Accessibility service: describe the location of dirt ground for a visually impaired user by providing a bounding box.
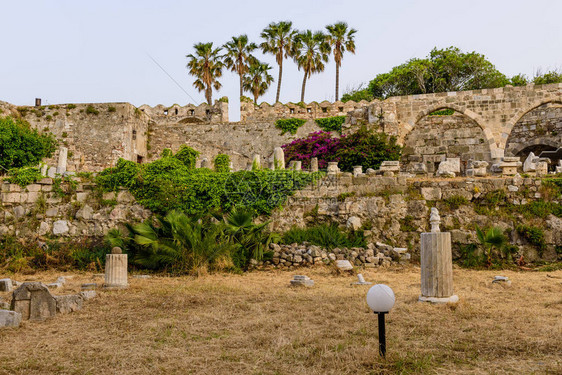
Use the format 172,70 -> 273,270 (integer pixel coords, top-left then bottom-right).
0,266 -> 561,375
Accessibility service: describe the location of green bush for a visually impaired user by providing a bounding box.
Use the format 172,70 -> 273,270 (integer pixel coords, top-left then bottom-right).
66,104 -> 77,109
6,166 -> 43,187
108,106 -> 116,113
516,225 -> 546,254
173,145 -> 199,169
0,117 -> 57,169
96,156 -> 323,216
214,154 -> 230,173
86,105 -> 99,115
281,224 -> 366,249
315,116 -> 346,132
429,109 -> 454,116
275,118 -> 306,135
443,195 -> 469,210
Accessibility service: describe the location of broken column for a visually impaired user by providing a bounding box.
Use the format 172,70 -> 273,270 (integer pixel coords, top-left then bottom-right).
273,147 -> 285,170
327,162 -> 339,175
56,147 -> 68,175
499,157 -> 521,176
353,165 -> 363,177
104,247 -> 128,289
252,154 -> 261,170
310,157 -> 318,173
10,282 -> 57,321
419,208 -> 459,303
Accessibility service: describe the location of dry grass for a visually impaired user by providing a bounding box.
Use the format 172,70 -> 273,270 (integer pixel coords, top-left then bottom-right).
0,266 -> 561,375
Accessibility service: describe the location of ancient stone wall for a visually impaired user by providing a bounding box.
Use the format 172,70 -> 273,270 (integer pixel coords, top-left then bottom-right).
505,102 -> 562,158
401,112 -> 492,173
139,100 -> 228,124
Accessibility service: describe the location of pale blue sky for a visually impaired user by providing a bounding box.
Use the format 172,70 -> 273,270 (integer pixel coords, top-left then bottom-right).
1,0 -> 561,120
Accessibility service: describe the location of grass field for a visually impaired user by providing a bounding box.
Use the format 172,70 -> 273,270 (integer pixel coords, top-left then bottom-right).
0,266 -> 561,374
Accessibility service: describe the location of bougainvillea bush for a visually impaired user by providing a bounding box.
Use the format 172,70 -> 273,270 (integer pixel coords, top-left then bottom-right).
281,127 -> 402,172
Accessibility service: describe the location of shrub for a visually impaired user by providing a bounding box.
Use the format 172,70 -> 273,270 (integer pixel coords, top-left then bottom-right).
443,195 -> 469,210
516,225 -> 546,254
214,154 -> 230,173
66,104 -> 77,109
275,118 -> 306,135
282,131 -> 341,169
0,116 -> 57,169
315,116 -> 346,133
429,109 -> 454,116
108,106 -> 116,112
6,166 -> 43,187
86,105 -> 99,115
173,145 -> 199,169
281,224 -> 366,249
476,225 -> 507,267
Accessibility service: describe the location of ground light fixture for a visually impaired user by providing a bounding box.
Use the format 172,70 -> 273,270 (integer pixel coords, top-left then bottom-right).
366,284 -> 395,358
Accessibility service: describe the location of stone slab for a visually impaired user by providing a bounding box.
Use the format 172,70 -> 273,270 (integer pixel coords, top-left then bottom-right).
0,310 -> 22,328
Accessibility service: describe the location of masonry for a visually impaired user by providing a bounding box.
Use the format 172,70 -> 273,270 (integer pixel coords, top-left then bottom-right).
1,82 -> 561,172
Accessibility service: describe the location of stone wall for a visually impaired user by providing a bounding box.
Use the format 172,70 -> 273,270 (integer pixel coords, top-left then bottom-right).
505,102 -> 562,158
139,100 -> 228,124
270,174 -> 561,262
0,178 -> 151,239
401,112 -> 492,173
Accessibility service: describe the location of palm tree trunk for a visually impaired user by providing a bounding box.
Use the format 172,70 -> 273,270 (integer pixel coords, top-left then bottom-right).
206,86 -> 212,105
276,62 -> 283,103
253,90 -> 258,105
335,64 -> 340,101
300,71 -> 307,103
239,73 -> 243,99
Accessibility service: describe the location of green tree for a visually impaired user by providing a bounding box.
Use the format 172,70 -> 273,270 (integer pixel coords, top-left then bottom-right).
510,73 -> 529,86
325,22 -> 357,101
532,69 -> 562,85
222,35 -> 258,99
292,30 -> 331,103
186,42 -> 224,105
0,116 -> 57,170
242,61 -> 274,104
260,21 -> 296,103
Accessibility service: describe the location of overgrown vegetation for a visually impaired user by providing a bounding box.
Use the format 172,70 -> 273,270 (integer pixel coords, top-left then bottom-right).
275,118 -> 307,135
0,116 -> 57,170
315,116 -> 345,132
281,223 -> 366,249
213,154 -> 230,173
516,225 -> 546,255
6,166 -> 43,187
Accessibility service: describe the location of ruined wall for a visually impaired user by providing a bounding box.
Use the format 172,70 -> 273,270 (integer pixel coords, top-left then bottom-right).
401,112 -> 492,173
147,120 -> 320,169
270,174 -> 561,262
240,99 -> 369,123
139,101 -> 228,124
10,103 -> 149,171
505,102 -> 562,158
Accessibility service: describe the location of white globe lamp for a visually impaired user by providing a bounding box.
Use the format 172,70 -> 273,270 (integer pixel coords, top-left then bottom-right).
366,284 -> 395,357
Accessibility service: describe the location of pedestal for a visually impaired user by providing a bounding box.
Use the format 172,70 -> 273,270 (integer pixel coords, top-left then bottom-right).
104,254 -> 128,289
419,232 -> 458,303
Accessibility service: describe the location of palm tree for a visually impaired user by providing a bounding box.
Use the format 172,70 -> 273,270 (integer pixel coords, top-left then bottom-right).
326,22 -> 357,101
242,61 -> 274,104
260,21 -> 296,103
222,35 -> 258,99
186,42 -> 224,105
292,30 -> 331,103
476,225 -> 506,267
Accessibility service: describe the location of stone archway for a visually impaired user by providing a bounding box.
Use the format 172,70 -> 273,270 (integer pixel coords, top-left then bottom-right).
401,107 -> 493,173
505,102 -> 562,159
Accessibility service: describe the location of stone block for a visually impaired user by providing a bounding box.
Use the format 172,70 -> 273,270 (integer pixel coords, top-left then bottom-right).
0,278 -> 13,292
53,220 -> 70,235
55,294 -> 83,314
27,184 -> 41,192
346,216 -> 361,231
421,187 -> 441,200
39,178 -> 53,185
0,310 -> 21,328
10,282 -> 56,321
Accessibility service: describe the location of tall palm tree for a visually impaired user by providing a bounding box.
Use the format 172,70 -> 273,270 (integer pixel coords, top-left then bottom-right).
326,22 -> 357,101
260,21 -> 296,103
222,35 -> 258,99
186,42 -> 224,105
292,30 -> 331,103
242,61 -> 274,104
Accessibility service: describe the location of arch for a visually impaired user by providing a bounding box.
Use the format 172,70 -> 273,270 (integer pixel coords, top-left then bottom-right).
406,104 -> 498,155
509,140 -> 558,157
500,98 -> 562,149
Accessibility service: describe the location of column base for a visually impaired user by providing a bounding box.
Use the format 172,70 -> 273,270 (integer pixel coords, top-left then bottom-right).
103,284 -> 128,290
418,295 -> 458,304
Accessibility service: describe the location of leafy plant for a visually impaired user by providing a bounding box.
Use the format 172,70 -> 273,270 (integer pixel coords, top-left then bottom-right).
281,223 -> 366,249
315,116 -> 345,132
173,145 -> 199,169
67,104 -> 77,109
214,154 -> 230,173
275,118 -> 306,135
443,195 -> 469,210
86,105 -> 99,115
6,166 -> 42,187
0,116 -> 57,169
516,225 -> 546,255
108,106 -> 116,112
476,225 -> 506,267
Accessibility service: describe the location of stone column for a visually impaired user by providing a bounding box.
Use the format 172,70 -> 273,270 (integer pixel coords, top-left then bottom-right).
200,158 -> 210,168
310,157 -> 318,173
353,166 -> 363,177
273,147 -> 285,170
419,208 -> 458,303
294,161 -> 302,171
56,147 -> 68,175
252,154 -> 261,170
327,162 -> 339,175
104,247 -> 128,289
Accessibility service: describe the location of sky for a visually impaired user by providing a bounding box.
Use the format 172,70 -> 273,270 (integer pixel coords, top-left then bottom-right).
1,0 -> 561,121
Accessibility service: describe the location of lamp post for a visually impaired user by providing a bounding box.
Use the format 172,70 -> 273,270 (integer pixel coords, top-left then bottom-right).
366,284 -> 395,358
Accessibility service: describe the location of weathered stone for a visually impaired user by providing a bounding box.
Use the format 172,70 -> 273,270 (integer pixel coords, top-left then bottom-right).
104,253 -> 128,289
76,205 -> 94,220
335,260 -> 353,270
421,187 -> 441,200
80,290 -> 97,300
327,162 -> 339,175
10,282 -> 56,321
54,294 -> 83,314
353,166 -> 363,177
436,158 -> 460,176
310,157 -> 318,172
523,152 -> 537,172
346,216 -> 362,231
0,310 -> 22,328
273,147 -> 285,170
0,279 -> 13,292
52,220 -> 70,235
290,275 -> 314,287
56,147 -> 68,175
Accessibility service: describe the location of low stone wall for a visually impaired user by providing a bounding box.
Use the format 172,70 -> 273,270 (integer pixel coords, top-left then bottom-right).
0,178 -> 151,239
267,242 -> 408,269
